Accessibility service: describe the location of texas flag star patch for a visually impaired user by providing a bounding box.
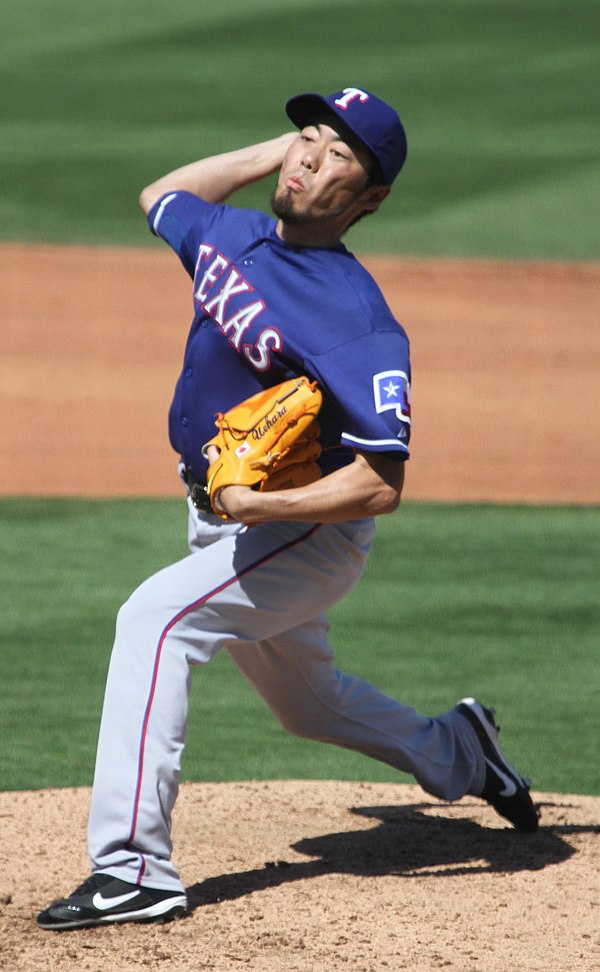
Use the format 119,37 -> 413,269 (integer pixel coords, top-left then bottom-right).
373,371 -> 411,423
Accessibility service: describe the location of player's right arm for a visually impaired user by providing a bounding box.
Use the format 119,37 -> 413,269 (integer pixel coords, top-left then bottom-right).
138,134 -> 296,214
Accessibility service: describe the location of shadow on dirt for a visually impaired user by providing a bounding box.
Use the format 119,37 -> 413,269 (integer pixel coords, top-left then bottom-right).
187,800 -> 596,910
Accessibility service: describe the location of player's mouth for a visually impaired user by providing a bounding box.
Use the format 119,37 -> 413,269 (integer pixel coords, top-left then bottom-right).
286,175 -> 305,192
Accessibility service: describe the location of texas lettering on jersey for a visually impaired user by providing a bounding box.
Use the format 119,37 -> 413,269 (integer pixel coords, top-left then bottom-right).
193,244 -> 281,371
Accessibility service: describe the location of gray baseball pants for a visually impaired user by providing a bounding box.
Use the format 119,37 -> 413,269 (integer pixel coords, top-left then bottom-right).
87,501 -> 484,892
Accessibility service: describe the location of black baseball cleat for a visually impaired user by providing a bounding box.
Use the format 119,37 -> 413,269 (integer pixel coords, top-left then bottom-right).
456,697 -> 540,833
37,873 -> 188,930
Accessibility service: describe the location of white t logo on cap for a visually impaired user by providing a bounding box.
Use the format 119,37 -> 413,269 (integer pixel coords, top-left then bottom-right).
334,87 -> 369,110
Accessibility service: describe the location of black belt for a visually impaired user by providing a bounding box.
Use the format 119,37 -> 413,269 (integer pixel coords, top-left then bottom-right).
180,467 -> 212,513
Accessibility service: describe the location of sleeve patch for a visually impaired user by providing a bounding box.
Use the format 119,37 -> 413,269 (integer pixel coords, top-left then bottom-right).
373,371 -> 411,424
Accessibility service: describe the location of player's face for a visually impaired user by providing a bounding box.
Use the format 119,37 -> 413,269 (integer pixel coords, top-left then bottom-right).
272,119 -> 389,244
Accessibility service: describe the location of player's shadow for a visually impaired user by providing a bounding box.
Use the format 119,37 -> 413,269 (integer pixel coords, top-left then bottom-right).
186,800 -> 594,910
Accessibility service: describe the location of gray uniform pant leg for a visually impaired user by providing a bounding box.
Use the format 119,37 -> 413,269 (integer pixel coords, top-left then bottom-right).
227,624 -> 481,803
87,506 -> 483,893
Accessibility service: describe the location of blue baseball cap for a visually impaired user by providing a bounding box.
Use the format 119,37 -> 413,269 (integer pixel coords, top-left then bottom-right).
285,86 -> 407,185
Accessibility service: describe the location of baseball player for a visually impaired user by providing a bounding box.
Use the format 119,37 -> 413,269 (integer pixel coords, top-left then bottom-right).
38,87 -> 538,931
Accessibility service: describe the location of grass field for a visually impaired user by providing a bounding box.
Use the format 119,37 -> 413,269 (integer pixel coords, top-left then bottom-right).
1,0 -> 599,257
1,498 -> 598,796
2,2 -> 598,804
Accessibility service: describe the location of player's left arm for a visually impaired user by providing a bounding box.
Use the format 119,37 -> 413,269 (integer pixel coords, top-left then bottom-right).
209,448 -> 405,525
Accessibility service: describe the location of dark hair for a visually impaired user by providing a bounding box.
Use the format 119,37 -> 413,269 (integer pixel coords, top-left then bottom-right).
364,159 -> 384,189
346,160 -> 385,229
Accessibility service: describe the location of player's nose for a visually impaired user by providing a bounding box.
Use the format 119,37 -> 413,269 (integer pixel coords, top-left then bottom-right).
301,145 -> 321,172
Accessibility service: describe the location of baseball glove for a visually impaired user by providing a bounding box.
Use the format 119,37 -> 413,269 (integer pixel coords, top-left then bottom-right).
203,376 -> 323,520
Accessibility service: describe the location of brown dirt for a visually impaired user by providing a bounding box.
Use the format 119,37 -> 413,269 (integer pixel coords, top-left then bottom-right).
2,244 -> 599,501
1,782 -> 598,972
1,244 -> 599,970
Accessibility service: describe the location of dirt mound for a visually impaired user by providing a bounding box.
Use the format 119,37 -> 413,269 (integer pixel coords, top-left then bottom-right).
1,781 -> 598,972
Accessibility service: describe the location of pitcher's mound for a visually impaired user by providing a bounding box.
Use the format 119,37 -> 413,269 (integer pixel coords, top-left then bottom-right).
1,780 -> 598,971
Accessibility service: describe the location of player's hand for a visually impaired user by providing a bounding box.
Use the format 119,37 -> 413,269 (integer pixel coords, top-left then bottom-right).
205,446 -> 253,519
215,484 -> 255,521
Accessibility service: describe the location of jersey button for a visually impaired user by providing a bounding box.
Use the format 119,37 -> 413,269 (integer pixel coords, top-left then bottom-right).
185,367 -> 193,378
243,258 -> 253,266
181,416 -> 188,427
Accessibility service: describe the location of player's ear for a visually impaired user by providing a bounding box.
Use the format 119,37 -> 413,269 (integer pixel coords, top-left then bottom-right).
360,184 -> 391,213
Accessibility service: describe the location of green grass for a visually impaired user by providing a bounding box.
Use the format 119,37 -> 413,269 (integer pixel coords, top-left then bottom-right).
1,0 -> 599,257
0,498 -> 598,795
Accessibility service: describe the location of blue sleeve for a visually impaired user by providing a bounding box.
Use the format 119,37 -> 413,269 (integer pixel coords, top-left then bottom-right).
147,191 -> 223,278
307,328 -> 411,459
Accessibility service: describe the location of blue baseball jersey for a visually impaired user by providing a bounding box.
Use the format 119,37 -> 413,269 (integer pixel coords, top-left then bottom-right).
148,191 -> 411,483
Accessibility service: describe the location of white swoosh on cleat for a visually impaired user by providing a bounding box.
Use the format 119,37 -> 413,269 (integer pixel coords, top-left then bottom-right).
92,890 -> 141,911
484,758 -> 518,797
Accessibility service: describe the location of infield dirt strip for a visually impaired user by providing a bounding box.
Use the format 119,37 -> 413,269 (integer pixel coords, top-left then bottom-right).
1,246 -> 599,971
1,244 -> 599,501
